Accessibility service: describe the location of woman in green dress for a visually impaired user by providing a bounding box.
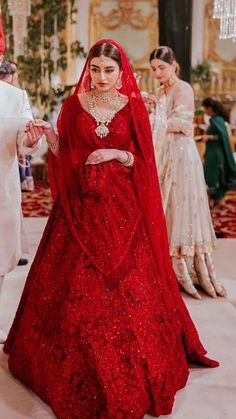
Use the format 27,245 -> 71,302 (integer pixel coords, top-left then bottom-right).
202,97 -> 236,207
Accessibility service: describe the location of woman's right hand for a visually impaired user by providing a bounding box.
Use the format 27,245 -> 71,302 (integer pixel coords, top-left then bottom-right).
27,119 -> 58,145
29,119 -> 53,134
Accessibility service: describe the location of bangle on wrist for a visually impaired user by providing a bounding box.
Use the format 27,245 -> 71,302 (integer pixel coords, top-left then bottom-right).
121,151 -> 134,167
47,136 -> 59,151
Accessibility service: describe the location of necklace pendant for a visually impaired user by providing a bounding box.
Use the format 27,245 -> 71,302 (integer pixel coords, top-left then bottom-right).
95,123 -> 109,138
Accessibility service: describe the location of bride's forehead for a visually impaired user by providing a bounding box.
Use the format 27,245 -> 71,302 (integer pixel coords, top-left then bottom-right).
90,55 -> 118,67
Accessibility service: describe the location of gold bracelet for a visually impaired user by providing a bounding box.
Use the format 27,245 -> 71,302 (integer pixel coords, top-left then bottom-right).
47,136 -> 59,151
122,151 -> 134,167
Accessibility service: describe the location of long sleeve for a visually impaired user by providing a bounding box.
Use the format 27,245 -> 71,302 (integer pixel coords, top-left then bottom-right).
166,82 -> 194,138
17,90 -> 41,155
205,123 -> 219,140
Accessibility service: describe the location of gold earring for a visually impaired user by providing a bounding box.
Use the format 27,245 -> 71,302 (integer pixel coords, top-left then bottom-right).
90,81 -> 95,89
116,78 -> 122,89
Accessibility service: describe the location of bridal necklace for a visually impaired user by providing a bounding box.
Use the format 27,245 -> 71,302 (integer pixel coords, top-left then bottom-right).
87,90 -> 122,138
92,88 -> 118,103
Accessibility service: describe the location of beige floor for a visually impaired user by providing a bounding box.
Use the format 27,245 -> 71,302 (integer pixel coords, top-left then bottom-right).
0,218 -> 236,419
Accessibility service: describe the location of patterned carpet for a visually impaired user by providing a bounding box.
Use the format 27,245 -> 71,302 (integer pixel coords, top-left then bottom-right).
22,182 -> 236,238
210,190 -> 236,238
22,181 -> 52,217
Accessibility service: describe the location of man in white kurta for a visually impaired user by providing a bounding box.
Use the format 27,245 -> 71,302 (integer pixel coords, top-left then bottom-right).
0,80 -> 40,273
0,59 -> 40,341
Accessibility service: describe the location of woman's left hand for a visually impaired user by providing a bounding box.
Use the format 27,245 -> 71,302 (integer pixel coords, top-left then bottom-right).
85,148 -> 127,165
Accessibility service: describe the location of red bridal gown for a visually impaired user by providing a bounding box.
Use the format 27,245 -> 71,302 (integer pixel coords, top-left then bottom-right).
4,97 -> 217,419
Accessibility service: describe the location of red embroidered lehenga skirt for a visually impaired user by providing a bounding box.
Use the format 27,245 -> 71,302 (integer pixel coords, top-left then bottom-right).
3,203 -> 213,418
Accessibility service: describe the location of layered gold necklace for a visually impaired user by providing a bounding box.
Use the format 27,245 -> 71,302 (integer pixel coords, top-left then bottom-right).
87,90 -> 122,138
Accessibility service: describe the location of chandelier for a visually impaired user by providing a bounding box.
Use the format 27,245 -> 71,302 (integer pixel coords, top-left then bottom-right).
213,0 -> 236,41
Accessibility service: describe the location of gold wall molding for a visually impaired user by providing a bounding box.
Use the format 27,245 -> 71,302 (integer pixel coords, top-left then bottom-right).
89,0 -> 158,69
91,0 -> 154,30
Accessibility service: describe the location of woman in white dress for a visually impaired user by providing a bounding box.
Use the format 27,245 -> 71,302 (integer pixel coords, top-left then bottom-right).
146,46 -> 226,300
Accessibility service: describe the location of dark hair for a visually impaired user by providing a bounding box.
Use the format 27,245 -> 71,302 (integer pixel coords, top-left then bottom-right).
149,46 -> 180,76
87,42 -> 121,69
8,60 -> 18,72
0,60 -> 15,77
202,97 -> 229,122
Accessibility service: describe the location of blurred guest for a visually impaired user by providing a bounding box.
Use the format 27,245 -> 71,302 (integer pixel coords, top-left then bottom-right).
202,97 -> 236,208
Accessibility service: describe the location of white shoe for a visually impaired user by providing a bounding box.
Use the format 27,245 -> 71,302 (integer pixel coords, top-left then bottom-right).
0,328 -> 7,344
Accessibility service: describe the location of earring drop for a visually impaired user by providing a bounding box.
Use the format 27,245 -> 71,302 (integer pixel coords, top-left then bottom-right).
116,78 -> 122,89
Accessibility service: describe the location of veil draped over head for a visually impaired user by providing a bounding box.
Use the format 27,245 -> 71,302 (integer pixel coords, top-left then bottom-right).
0,12 -> 5,54
49,39 -> 206,356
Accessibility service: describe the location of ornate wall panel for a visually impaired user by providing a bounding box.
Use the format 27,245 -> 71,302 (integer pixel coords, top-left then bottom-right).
89,0 -> 158,71
203,0 -> 236,97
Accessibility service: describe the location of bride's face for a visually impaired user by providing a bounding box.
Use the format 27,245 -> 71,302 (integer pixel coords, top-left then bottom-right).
150,58 -> 175,83
90,55 -> 121,92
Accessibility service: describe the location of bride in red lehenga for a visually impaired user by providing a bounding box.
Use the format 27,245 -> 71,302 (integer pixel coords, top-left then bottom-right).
3,39 -> 218,419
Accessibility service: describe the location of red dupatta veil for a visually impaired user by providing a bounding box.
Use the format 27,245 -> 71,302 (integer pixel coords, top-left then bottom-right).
48,39 -> 210,358
51,38 -> 167,269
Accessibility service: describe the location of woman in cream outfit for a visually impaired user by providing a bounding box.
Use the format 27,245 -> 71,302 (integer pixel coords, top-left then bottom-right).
146,46 -> 226,300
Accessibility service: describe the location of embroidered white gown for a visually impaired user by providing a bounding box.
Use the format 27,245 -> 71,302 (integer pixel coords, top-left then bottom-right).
151,79 -> 226,299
